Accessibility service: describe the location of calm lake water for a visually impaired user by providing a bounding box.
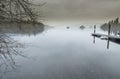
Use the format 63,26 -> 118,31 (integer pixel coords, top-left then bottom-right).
1,25 -> 120,79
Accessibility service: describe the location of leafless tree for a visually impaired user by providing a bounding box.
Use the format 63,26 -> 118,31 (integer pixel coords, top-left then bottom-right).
0,0 -> 44,22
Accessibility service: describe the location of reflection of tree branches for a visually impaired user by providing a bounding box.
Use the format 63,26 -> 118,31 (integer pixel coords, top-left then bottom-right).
0,34 -> 24,78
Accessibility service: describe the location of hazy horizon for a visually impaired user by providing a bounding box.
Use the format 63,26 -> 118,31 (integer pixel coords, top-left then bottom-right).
34,0 -> 120,25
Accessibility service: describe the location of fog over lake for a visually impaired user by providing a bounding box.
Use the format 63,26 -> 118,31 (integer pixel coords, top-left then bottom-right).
35,0 -> 120,24
0,0 -> 120,79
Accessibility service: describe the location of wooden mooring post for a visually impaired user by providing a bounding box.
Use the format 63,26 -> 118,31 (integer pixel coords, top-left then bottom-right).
94,25 -> 96,34
108,23 -> 111,36
93,25 -> 96,44
107,23 -> 111,49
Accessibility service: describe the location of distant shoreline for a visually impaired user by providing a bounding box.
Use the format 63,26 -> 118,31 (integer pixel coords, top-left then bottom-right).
0,21 -> 44,26
0,21 -> 44,35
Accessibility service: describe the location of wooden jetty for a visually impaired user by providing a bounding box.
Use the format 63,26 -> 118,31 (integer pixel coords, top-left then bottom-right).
92,33 -> 107,38
92,33 -> 120,41
92,24 -> 120,49
91,24 -> 120,49
92,24 -> 120,42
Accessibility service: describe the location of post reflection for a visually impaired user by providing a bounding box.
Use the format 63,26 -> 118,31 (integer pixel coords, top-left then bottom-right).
107,38 -> 110,49
93,36 -> 95,44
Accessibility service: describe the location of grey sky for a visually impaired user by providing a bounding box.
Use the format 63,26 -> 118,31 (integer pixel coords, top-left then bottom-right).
36,0 -> 120,22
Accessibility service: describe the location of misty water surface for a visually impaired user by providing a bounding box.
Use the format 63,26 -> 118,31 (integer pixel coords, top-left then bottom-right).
0,24 -> 120,79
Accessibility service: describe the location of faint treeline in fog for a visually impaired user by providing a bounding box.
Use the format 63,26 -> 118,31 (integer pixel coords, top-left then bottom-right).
0,0 -> 44,22
0,22 -> 44,35
101,18 -> 120,35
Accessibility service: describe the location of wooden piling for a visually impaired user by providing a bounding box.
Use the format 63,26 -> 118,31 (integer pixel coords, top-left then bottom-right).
107,23 -> 111,49
93,25 -> 96,44
108,23 -> 111,36
94,25 -> 96,34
